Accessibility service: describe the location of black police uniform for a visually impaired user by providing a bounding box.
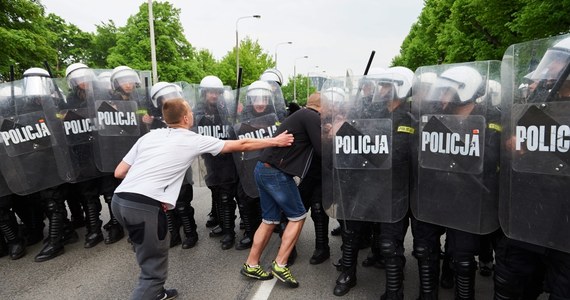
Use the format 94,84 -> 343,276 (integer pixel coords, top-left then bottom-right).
195,100 -> 239,250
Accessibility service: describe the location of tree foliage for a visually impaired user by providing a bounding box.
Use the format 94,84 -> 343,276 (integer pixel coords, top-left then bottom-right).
0,0 -> 55,79
392,0 -> 570,70
106,1 -> 200,83
90,20 -> 118,69
45,13 -> 93,75
281,74 -> 316,107
217,37 -> 275,89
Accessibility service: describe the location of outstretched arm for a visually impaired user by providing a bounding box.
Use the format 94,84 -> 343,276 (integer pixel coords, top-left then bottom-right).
220,130 -> 293,154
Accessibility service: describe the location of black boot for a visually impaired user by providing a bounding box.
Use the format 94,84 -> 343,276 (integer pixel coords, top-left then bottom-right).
235,197 -> 252,250
35,206 -> 66,262
206,198 -> 219,228
84,202 -> 103,248
166,210 -> 182,248
310,202 -> 330,265
104,199 -> 124,244
219,194 -> 236,250
334,265 -> 357,296
333,229 -> 359,296
416,259 -> 439,300
381,257 -> 405,300
178,204 -> 198,249
454,259 -> 476,300
0,213 -> 26,260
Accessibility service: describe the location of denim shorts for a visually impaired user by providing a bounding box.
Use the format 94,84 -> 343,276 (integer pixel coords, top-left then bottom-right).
254,161 -> 307,224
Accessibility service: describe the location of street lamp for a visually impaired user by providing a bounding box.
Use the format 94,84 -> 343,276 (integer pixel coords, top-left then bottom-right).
236,15 -> 261,85
293,55 -> 308,102
274,41 -> 292,68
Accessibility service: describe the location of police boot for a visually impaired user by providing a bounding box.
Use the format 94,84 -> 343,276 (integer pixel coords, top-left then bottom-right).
414,246 -> 439,300
440,252 -> 454,289
206,198 -> 219,228
219,195 -> 236,250
0,212 -> 26,260
454,258 -> 476,300
103,197 -> 124,244
333,229 -> 359,296
310,203 -> 330,265
166,210 -> 182,248
177,204 -> 198,249
35,204 -> 66,262
380,239 -> 405,300
235,199 -> 252,250
83,202 -> 103,248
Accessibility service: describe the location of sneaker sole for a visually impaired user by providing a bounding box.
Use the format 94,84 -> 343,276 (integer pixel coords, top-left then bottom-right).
272,271 -> 299,288
240,269 -> 274,280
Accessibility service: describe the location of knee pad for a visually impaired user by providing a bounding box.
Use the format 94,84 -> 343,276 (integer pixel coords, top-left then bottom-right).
454,258 -> 476,276
220,193 -> 234,206
413,243 -> 437,261
175,202 -> 189,215
0,208 -> 12,222
380,239 -> 399,258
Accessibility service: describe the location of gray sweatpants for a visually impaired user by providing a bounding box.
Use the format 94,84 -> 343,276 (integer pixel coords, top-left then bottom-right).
111,194 -> 169,300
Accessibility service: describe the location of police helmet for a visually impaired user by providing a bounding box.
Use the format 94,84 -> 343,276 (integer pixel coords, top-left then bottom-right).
366,66 -> 414,100
260,69 -> 283,86
246,80 -> 273,106
434,66 -> 483,103
529,36 -> 570,82
322,87 -> 347,104
150,82 -> 182,108
65,63 -> 96,89
199,75 -> 224,98
22,67 -> 54,97
110,66 -> 141,92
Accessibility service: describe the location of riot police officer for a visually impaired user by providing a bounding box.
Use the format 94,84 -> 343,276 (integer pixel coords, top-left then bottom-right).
193,75 -> 239,250
496,34 -> 570,300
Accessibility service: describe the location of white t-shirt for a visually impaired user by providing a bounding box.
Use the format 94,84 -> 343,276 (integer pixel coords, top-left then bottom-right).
115,127 -> 224,209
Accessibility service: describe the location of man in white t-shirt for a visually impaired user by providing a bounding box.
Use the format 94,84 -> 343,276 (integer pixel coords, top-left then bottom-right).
112,98 -> 293,300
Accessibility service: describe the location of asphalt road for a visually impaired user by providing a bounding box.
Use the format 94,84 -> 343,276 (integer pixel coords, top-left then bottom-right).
0,186 -> 548,299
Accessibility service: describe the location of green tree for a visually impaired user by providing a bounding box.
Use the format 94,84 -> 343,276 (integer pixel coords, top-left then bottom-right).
282,74 -> 316,106
90,20 -> 118,68
106,1 -> 199,83
45,13 -> 93,75
217,37 -> 274,88
0,0 -> 55,79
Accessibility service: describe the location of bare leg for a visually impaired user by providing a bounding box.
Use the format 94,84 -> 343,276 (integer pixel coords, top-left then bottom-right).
246,222 -> 276,265
275,219 -> 305,266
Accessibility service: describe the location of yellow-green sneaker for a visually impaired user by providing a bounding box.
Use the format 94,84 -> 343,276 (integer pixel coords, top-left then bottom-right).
240,263 -> 273,280
271,260 -> 299,288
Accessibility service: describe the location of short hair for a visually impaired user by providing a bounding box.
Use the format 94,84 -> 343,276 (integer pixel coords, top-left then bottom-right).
162,98 -> 189,124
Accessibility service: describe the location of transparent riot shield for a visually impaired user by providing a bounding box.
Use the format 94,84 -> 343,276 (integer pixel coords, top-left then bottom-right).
92,98 -> 142,173
0,80 -> 72,195
322,75 -> 407,223
501,34 -> 570,253
55,73 -> 104,183
191,85 -> 238,187
412,61 -> 501,234
232,82 -> 284,197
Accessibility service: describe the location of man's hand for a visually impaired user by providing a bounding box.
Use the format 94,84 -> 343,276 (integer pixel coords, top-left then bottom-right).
274,130 -> 294,147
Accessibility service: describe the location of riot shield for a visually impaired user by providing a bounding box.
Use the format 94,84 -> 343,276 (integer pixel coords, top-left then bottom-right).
92,92 -> 143,173
232,82 -> 284,197
500,34 -> 570,252
322,74 -> 408,223
411,61 -> 501,234
191,84 -> 238,187
0,80 -> 73,195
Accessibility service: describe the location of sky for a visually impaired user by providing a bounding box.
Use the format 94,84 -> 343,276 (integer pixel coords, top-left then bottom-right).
40,0 -> 425,84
